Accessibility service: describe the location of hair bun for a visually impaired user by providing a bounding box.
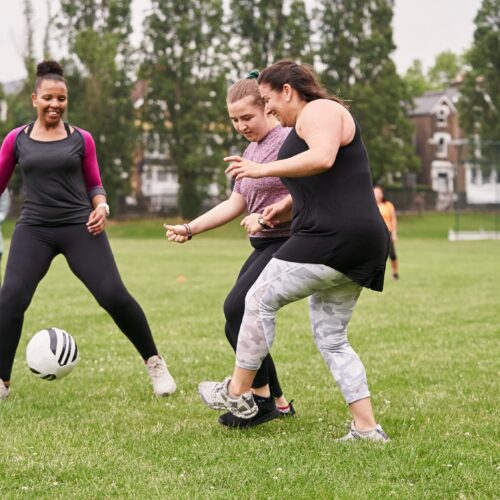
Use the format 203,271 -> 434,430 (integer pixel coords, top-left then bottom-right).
246,70 -> 259,80
36,60 -> 64,77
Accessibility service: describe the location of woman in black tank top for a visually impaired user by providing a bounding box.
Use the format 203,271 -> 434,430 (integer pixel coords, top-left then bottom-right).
199,61 -> 389,442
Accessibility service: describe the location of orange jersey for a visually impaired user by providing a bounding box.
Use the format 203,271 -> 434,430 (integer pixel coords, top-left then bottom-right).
377,201 -> 395,232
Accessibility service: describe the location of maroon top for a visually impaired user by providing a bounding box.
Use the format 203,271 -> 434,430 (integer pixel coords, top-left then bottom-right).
234,125 -> 291,238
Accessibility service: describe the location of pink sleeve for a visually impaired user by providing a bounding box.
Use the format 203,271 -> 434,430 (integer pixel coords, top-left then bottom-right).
75,128 -> 107,198
0,127 -> 24,194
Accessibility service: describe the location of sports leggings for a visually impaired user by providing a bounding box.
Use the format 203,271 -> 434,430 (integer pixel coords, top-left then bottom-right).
223,237 -> 288,397
0,224 -> 158,381
236,258 -> 370,404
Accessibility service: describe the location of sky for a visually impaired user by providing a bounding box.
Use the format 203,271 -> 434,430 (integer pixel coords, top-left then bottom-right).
0,0 -> 483,84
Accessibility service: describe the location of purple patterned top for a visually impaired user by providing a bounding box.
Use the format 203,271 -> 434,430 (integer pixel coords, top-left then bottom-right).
234,125 -> 291,238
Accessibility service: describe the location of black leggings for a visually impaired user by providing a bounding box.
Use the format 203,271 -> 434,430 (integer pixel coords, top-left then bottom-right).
389,235 -> 397,261
0,224 -> 158,381
223,237 -> 287,397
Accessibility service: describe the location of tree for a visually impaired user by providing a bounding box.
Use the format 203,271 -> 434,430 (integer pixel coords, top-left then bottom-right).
57,0 -> 138,210
458,0 -> 499,173
141,0 -> 232,218
317,0 -> 419,182
427,51 -> 463,89
228,0 -> 313,72
0,0 -> 38,195
402,59 -> 429,98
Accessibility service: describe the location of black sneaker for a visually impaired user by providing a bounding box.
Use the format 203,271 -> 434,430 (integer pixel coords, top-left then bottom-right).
278,400 -> 296,417
218,395 -> 280,428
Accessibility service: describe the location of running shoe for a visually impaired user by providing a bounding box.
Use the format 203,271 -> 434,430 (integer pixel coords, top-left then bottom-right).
198,377 -> 258,419
146,355 -> 177,396
278,400 -> 296,417
0,379 -> 10,402
219,394 -> 280,428
337,421 -> 389,442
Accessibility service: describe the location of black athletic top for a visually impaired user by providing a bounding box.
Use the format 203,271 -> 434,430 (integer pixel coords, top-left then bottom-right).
0,123 -> 106,226
273,120 -> 390,291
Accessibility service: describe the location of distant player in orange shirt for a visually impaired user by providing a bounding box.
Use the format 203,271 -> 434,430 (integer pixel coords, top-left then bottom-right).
374,186 -> 399,280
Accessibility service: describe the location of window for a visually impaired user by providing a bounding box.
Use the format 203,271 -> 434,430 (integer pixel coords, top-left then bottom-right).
435,104 -> 450,127
432,132 -> 451,159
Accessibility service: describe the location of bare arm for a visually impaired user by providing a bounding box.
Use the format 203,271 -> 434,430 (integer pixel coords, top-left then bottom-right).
225,101 -> 354,180
391,205 -> 398,241
164,191 -> 247,243
262,194 -> 293,226
86,194 -> 108,236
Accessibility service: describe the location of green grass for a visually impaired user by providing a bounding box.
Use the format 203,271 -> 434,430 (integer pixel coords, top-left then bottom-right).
0,214 -> 499,498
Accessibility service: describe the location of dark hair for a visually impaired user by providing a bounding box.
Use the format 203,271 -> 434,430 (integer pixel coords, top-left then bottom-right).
34,60 -> 67,92
227,72 -> 265,109
258,59 -> 344,105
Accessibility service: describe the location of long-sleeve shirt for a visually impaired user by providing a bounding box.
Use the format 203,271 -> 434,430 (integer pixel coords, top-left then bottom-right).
0,125 -> 106,226
0,189 -> 10,254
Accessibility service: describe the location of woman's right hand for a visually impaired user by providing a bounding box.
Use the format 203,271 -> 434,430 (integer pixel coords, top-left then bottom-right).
163,223 -> 190,243
262,195 -> 293,226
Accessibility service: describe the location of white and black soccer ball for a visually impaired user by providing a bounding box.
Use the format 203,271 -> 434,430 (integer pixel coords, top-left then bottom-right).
26,328 -> 80,381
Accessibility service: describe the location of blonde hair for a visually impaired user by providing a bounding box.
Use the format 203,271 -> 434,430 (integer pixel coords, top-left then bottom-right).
226,78 -> 265,109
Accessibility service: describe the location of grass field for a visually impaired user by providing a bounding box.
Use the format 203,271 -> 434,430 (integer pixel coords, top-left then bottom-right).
0,214 -> 499,498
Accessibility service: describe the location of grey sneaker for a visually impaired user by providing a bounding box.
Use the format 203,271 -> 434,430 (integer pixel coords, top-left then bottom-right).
198,377 -> 258,419
146,355 -> 176,396
0,379 -> 10,402
337,422 -> 389,442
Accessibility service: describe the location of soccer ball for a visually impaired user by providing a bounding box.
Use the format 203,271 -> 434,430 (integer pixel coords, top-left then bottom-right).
26,328 -> 80,381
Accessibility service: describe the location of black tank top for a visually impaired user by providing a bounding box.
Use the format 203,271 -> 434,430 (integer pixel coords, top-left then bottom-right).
273,120 -> 390,291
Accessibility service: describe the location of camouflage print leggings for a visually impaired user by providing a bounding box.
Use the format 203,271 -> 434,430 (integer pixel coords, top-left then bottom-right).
236,258 -> 370,404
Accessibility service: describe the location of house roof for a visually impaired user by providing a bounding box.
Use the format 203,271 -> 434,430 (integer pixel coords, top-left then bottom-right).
410,87 -> 460,116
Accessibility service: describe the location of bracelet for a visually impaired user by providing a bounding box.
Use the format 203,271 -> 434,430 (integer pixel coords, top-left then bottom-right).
183,223 -> 193,240
258,215 -> 271,229
96,202 -> 110,216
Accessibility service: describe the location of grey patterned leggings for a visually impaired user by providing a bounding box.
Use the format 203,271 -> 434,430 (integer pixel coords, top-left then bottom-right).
236,258 -> 370,404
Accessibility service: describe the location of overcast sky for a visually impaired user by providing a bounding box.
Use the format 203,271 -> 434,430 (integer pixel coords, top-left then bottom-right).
0,0 -> 482,83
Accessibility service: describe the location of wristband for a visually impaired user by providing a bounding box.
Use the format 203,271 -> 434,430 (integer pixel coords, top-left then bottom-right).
183,223 -> 193,240
96,203 -> 110,216
258,215 -> 271,229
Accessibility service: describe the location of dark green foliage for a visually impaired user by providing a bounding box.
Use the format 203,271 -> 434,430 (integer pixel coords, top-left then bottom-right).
401,60 -> 429,99
458,0 -> 500,174
427,51 -> 463,89
0,0 -> 38,194
317,0 -> 419,182
57,0 -> 138,210
228,0 -> 314,70
140,0 -> 232,218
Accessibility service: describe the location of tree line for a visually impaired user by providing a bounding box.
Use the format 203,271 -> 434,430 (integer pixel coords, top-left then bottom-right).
0,0 -> 497,217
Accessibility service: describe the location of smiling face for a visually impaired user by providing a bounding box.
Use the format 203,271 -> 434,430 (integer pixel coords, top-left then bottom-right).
32,79 -> 68,126
227,95 -> 270,143
258,83 -> 293,127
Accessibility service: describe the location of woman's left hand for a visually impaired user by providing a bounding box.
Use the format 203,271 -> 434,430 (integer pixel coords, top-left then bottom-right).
240,213 -> 264,235
86,206 -> 107,235
224,156 -> 266,180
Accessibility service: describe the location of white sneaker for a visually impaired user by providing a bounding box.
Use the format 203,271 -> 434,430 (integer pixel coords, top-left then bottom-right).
198,377 -> 258,419
337,421 -> 389,442
146,355 -> 176,396
0,379 -> 10,402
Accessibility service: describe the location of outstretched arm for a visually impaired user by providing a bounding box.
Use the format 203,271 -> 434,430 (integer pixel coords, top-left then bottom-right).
225,100 -> 352,180
164,191 -> 247,243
